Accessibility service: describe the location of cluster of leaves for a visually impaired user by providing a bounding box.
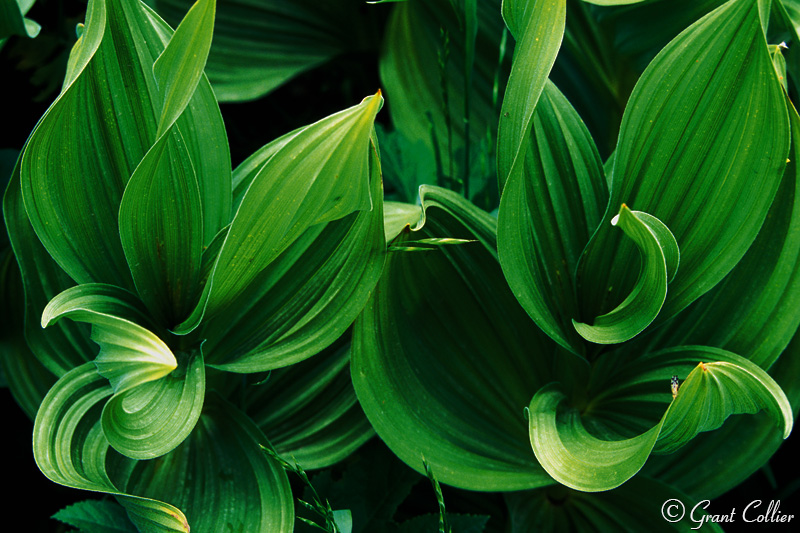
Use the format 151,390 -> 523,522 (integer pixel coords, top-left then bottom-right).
3,0 -> 800,531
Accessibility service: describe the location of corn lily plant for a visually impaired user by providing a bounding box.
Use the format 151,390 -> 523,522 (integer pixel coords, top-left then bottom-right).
3,0 -> 800,531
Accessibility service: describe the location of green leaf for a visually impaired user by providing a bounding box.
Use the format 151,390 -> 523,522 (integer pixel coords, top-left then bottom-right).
3,153 -> 92,377
631,96 -> 800,369
576,0 -> 790,327
497,80 -> 608,355
118,128 -> 204,327
20,0 -> 230,289
101,349 -> 204,459
642,329 -> 800,498
113,394 -> 295,532
572,205 -> 678,344
352,186 -> 557,491
243,336 -> 373,470
53,499 -> 138,533
178,91 -> 383,334
33,363 -> 191,532
301,441 -> 423,533
528,347 -> 793,491
152,0 -> 215,137
41,284 -> 175,394
0,0 -> 40,41
379,0 -> 509,199
497,0 -> 566,191
198,134 -> 384,371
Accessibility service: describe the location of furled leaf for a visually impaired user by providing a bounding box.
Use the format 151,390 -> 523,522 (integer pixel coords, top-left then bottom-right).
113,394 -> 295,532
497,80 -> 607,355
118,128 -> 204,327
576,0 -> 790,328
631,96 -> 800,369
528,347 -> 793,491
152,0 -> 215,138
20,0 -> 230,290
4,144 -> 93,377
0,0 -> 40,43
642,330 -> 800,498
497,0 -> 566,191
198,135 -> 384,371
178,91 -> 383,335
572,205 -> 678,344
33,363 -> 191,532
42,283 -> 176,394
353,186 -> 557,491
101,350 -> 204,459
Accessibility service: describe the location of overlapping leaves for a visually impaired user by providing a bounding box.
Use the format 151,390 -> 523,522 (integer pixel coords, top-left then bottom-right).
8,0 -> 387,530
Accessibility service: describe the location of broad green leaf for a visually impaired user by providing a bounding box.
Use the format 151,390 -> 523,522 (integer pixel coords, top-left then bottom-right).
112,394 -> 295,532
102,350 -> 204,459
506,476 -> 723,532
231,125 -> 304,212
118,128 -> 204,327
243,337 -> 373,470
152,0 -> 215,138
199,135 -> 384,371
178,92 -> 383,334
150,0 -> 380,102
576,0 -> 790,327
528,347 -> 793,491
572,205 -> 678,344
352,186 -> 557,491
497,80 -> 607,355
33,363 -> 190,532
497,0 -> 566,191
643,330 -> 800,498
632,97 -> 800,368
4,143 -> 94,377
42,284 -> 176,393
20,0 -> 230,289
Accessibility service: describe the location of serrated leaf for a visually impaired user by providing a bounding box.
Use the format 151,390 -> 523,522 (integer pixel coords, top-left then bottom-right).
53,499 -> 138,533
